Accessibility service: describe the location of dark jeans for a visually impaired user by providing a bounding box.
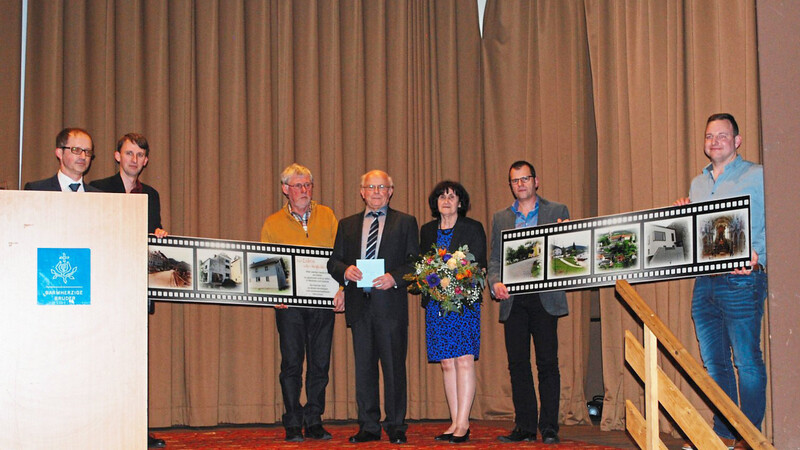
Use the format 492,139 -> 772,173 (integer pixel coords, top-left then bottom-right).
503,293 -> 560,435
276,307 -> 335,428
692,272 -> 768,440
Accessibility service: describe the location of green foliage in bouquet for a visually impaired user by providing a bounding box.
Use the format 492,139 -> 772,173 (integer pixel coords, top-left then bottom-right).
404,244 -> 486,315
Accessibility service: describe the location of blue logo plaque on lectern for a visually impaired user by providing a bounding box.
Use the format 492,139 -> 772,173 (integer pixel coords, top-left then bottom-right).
37,248 -> 91,305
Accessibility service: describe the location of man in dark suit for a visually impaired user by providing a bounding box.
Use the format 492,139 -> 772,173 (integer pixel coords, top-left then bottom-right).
24,128 -> 100,192
487,160 -> 569,445
327,170 -> 419,444
89,133 -> 167,238
89,132 -> 168,449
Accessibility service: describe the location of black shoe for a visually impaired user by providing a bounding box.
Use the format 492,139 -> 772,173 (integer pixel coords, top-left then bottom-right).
434,432 -> 453,441
388,430 -> 407,444
304,424 -> 332,440
349,430 -> 381,443
285,426 -> 304,442
148,434 -> 166,448
498,427 -> 536,443
541,428 -> 560,444
450,429 -> 470,443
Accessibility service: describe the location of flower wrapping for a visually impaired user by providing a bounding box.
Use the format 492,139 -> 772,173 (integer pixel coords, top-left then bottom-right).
404,244 -> 486,315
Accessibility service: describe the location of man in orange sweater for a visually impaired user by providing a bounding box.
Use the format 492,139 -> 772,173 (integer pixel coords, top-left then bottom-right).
260,163 -> 343,442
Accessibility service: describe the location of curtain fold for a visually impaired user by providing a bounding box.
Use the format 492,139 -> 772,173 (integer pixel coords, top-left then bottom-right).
0,0 -> 22,189
11,0 -> 764,434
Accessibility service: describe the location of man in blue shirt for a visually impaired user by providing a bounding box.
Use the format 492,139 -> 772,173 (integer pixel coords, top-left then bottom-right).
487,161 -> 569,445
676,113 -> 767,449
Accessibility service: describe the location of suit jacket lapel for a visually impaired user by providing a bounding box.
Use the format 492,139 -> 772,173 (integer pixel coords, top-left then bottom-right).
377,208 -> 396,258
447,218 -> 464,252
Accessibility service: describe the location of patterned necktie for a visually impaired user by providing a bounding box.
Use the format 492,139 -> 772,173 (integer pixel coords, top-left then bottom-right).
68,183 -> 80,192
365,211 -> 382,259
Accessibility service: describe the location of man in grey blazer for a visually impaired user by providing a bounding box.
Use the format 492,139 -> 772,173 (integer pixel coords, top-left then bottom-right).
487,160 -> 569,445
24,128 -> 100,192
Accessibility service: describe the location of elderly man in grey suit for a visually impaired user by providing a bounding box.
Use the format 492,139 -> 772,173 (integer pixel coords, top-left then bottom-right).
488,160 -> 569,445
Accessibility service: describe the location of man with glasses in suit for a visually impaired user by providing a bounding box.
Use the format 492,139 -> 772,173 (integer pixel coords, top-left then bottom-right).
488,160 -> 570,445
25,128 -> 100,192
327,170 -> 419,444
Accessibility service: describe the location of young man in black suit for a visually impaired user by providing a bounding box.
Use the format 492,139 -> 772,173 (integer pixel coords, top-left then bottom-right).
89,133 -> 168,449
327,170 -> 419,444
24,128 -> 100,192
90,133 -> 167,238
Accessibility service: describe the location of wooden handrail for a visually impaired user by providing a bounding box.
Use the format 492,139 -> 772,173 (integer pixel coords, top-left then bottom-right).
616,280 -> 773,450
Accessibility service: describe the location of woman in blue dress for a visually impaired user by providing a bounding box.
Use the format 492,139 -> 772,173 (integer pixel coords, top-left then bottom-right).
419,181 -> 487,443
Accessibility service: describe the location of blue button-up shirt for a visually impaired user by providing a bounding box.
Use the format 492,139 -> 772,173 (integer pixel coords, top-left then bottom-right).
689,154 -> 766,266
511,199 -> 539,229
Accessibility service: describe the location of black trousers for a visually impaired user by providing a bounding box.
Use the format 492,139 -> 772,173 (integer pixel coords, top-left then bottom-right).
503,293 -> 560,434
276,307 -> 335,428
350,311 -> 408,435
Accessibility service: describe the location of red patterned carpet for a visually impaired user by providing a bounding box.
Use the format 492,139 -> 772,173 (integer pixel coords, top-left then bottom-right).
153,422 -> 625,449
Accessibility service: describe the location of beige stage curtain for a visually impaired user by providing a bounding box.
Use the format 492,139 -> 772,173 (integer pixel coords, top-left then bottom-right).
11,0 -> 765,434
18,0 -> 490,427
482,0 -> 764,436
0,0 -> 22,189
481,0 -> 597,426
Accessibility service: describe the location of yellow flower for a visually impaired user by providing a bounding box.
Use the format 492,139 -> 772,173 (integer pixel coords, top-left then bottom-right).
446,258 -> 458,270
440,277 -> 451,288
452,250 -> 466,261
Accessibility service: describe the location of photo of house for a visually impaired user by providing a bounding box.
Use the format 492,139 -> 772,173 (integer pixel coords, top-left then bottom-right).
197,250 -> 244,293
594,227 -> 640,273
248,253 -> 291,295
548,231 -> 591,279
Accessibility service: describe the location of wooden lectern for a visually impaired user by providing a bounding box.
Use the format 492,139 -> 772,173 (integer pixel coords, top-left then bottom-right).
0,190 -> 148,448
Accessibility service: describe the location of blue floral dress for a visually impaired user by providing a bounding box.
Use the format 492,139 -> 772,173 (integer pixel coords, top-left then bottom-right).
425,227 -> 481,362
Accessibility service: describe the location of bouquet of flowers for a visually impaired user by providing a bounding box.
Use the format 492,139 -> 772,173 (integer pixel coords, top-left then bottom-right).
404,244 -> 486,315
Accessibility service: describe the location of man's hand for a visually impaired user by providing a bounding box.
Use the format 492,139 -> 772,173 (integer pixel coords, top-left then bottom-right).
344,265 -> 362,282
492,282 -> 510,300
372,273 -> 396,290
732,251 -> 758,276
673,197 -> 691,206
333,289 -> 345,312
152,228 -> 169,238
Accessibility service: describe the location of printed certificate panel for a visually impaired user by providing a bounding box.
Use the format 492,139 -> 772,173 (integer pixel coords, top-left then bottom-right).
148,236 -> 336,309
501,196 -> 752,294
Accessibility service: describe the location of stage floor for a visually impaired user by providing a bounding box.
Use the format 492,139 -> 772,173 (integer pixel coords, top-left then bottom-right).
151,419 -> 688,449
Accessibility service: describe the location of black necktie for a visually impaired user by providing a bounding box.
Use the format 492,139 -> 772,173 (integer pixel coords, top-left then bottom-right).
68,183 -> 80,192
365,211 -> 382,259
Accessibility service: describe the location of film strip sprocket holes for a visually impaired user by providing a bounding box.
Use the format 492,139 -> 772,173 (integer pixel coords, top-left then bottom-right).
148,235 -> 337,309
501,195 -> 752,295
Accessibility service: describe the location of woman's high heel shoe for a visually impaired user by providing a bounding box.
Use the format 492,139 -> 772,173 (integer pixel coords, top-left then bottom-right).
450,428 -> 470,443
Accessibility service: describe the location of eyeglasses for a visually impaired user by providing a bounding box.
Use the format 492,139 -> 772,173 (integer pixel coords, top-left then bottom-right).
362,184 -> 392,192
285,182 -> 313,190
60,146 -> 94,157
509,175 -> 533,185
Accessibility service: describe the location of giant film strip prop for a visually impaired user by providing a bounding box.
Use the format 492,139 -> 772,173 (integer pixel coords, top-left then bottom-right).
148,236 -> 338,308
501,196 -> 753,294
